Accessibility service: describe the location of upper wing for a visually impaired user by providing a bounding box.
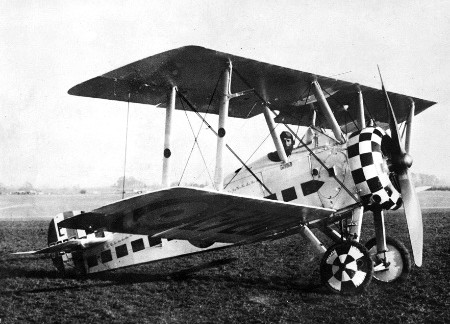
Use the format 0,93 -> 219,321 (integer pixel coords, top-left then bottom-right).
68,45 -> 436,127
59,187 -> 334,245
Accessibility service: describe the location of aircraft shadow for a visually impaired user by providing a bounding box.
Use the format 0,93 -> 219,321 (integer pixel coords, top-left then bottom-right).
0,257 -> 324,295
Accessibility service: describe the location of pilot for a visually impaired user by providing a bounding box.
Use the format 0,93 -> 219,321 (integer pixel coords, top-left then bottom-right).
268,131 -> 295,162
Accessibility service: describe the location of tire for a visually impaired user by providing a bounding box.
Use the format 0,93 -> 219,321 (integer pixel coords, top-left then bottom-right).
188,240 -> 215,249
320,241 -> 373,294
365,236 -> 411,283
51,255 -> 66,274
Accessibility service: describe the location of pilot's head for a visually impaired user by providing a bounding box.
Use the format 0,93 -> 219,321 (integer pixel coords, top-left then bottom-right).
280,131 -> 294,155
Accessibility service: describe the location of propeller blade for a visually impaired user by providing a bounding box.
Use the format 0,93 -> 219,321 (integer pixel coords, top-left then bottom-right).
378,67 -> 422,266
398,169 -> 423,266
377,66 -> 405,156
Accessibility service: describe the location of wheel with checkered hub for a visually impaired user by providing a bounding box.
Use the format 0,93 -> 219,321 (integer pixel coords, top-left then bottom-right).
320,241 -> 373,294
365,236 -> 411,283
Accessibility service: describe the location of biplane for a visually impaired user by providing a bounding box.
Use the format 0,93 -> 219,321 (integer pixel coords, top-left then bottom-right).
16,46 -> 436,294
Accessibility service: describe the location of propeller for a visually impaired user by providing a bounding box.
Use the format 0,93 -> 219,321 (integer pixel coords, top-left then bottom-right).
378,67 -> 423,266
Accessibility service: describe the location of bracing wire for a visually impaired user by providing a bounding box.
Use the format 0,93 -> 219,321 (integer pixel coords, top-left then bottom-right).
234,101 -> 258,135
176,90 -> 273,195
223,124 -> 277,189
121,94 -> 131,199
176,96 -> 203,186
233,68 -> 359,203
322,87 -> 359,133
271,82 -> 334,143
243,101 -> 258,119
178,96 -> 216,189
176,69 -> 224,188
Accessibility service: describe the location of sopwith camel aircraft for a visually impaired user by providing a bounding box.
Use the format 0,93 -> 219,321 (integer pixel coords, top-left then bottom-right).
15,46 -> 436,294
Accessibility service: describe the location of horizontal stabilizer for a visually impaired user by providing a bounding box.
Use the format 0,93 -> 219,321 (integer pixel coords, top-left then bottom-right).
12,236 -> 110,255
11,251 -> 40,255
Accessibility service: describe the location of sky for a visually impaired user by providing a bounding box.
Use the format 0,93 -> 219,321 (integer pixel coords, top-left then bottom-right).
1,0 -> 449,189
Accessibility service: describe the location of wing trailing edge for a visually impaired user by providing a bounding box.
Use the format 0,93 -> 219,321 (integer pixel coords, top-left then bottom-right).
12,236 -> 110,255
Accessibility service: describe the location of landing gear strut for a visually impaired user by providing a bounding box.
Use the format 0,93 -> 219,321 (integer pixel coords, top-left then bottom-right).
367,208 -> 411,282
303,205 -> 410,294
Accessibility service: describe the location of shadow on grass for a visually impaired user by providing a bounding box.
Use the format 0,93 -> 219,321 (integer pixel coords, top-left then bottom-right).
0,256 -> 324,295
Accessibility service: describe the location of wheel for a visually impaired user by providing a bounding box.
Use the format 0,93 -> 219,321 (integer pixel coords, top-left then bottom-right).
365,237 -> 411,283
51,254 -> 66,274
320,241 -> 373,294
188,240 -> 215,249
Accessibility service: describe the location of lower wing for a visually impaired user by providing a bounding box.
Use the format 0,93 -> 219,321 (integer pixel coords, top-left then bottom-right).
60,187 -> 334,245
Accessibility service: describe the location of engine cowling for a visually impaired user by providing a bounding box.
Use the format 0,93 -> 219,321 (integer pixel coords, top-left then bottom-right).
347,127 -> 402,210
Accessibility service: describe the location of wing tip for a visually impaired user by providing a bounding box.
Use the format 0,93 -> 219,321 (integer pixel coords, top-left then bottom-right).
59,212 -> 106,231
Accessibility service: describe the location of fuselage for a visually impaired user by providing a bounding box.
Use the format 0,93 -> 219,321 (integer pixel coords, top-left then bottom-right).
224,130 -> 358,211
48,129 -> 368,275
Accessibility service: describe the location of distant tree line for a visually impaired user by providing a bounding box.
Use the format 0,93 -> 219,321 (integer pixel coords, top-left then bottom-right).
0,172 -> 447,195
113,176 -> 147,190
411,173 -> 440,187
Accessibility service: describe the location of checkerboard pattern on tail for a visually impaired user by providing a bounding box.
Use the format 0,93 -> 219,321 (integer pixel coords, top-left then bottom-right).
347,127 -> 402,210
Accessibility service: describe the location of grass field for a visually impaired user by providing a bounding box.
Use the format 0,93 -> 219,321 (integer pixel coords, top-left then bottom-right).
0,196 -> 449,323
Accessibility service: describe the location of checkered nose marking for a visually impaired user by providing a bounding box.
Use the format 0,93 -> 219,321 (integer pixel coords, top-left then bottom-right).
347,127 -> 402,210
